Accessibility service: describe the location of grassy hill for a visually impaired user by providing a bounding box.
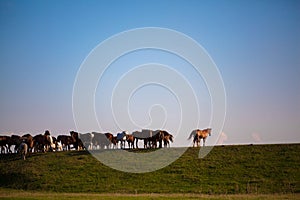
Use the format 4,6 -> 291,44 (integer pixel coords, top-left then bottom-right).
0,144 -> 299,195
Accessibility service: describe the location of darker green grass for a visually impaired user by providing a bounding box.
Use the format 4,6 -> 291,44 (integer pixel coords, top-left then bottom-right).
0,144 -> 299,194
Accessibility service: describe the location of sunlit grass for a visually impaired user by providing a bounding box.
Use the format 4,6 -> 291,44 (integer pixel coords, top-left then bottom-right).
0,144 -> 299,195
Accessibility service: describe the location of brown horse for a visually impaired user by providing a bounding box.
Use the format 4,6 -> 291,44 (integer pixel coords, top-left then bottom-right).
22,134 -> 34,153
33,132 -> 53,152
126,134 -> 135,149
162,131 -> 174,148
57,135 -> 75,151
105,133 -> 115,149
112,136 -> 118,149
70,131 -> 79,150
188,128 -> 212,147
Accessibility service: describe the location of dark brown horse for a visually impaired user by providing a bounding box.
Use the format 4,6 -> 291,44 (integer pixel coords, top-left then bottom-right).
33,132 -> 53,152
0,136 -> 10,154
149,130 -> 164,148
57,135 -> 75,151
70,131 -> 79,150
9,135 -> 21,153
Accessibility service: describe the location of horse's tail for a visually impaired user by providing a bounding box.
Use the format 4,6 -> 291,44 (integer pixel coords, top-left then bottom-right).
187,130 -> 195,140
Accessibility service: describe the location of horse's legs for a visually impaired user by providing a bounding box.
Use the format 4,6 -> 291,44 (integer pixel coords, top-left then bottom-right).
203,138 -> 206,146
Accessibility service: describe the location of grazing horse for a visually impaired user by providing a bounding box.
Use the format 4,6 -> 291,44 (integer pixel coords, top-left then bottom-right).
79,132 -> 93,150
18,142 -> 28,160
132,130 -> 152,149
150,130 -> 165,148
162,131 -> 174,148
92,132 -> 108,149
188,128 -> 212,147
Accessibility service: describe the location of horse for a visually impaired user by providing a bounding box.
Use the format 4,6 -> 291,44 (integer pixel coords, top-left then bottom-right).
116,131 -> 128,149
126,134 -> 135,149
162,131 -> 174,148
0,136 -> 10,154
56,135 -> 75,151
18,142 -> 28,160
188,128 -> 212,147
70,131 -> 80,150
112,136 -> 118,149
79,132 -> 93,150
33,131 -> 54,152
105,133 -> 115,149
22,134 -> 34,153
92,132 -> 111,149
132,129 -> 152,149
150,130 -> 165,148
6,135 -> 21,153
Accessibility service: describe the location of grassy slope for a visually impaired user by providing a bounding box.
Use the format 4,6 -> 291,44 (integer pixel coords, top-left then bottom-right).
0,144 -> 299,194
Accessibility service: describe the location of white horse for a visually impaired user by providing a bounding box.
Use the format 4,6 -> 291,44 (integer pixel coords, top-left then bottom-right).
18,142 -> 28,160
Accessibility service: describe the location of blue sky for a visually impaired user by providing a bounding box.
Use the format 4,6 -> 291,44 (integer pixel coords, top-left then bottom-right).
0,0 -> 299,145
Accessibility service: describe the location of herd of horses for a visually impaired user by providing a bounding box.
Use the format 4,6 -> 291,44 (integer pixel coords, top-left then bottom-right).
0,128 -> 212,160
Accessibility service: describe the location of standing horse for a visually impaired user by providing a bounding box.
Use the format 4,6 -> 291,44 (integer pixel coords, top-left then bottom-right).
188,128 -> 212,147
132,129 -> 152,149
22,134 -> 34,153
0,136 -> 10,154
116,131 -> 128,149
126,134 -> 135,149
105,133 -> 115,149
150,130 -> 164,148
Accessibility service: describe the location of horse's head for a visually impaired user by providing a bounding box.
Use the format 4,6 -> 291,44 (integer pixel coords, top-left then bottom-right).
122,131 -> 129,135
70,131 -> 79,140
169,134 -> 174,142
45,130 -> 50,136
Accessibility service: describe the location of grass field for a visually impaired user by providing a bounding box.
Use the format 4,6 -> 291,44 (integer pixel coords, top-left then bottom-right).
0,144 -> 299,199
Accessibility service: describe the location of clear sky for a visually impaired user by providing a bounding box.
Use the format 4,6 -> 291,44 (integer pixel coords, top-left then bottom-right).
0,0 -> 299,146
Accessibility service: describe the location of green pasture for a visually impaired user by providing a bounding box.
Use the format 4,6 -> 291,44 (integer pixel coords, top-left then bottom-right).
0,144 -> 299,198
